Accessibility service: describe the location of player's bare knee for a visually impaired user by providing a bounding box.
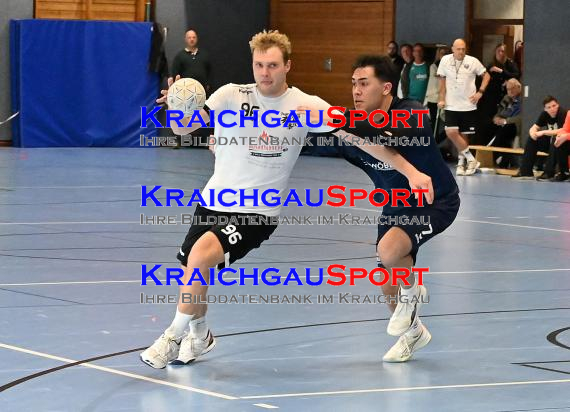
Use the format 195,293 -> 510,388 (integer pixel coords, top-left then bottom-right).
377,242 -> 399,268
187,232 -> 224,269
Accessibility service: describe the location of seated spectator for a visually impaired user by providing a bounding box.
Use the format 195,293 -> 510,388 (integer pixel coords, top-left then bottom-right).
489,78 -> 522,167
513,96 -> 568,181
551,111 -> 570,181
556,111 -> 570,143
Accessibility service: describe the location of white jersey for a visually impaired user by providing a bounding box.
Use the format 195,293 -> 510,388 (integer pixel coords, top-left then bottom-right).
437,54 -> 486,111
203,83 -> 334,216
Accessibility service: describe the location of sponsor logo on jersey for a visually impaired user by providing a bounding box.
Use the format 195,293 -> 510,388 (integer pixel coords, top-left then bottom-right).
238,87 -> 254,95
249,130 -> 287,157
362,159 -> 394,171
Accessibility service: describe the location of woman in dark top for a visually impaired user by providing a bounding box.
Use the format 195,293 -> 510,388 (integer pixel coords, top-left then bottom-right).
485,43 -> 520,107
478,43 -> 520,144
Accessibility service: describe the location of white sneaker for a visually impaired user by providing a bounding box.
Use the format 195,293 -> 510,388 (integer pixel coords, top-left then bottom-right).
464,159 -> 480,176
383,320 -> 432,362
387,285 -> 428,336
170,330 -> 216,365
456,162 -> 466,176
140,332 -> 181,369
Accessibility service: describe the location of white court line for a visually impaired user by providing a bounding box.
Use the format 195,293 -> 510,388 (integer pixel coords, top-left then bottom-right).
1,216 -> 569,234
429,268 -> 570,275
0,342 -> 238,400
0,185 -> 141,190
2,347 -> 569,404
239,378 -> 570,400
253,404 -> 279,409
0,280 -> 146,286
458,218 -> 570,233
1,268 -> 569,287
333,205 -> 568,230
0,221 -> 138,226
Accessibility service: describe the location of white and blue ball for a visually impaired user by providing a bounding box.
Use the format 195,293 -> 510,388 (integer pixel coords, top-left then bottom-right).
167,78 -> 206,116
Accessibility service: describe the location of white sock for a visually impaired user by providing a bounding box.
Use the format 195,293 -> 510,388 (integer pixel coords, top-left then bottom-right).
461,148 -> 475,162
457,153 -> 466,166
400,274 -> 418,297
166,309 -> 192,338
189,316 -> 209,339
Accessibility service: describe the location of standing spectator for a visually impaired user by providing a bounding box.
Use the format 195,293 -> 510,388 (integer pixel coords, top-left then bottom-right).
479,43 -> 520,132
424,46 -> 448,132
514,41 -> 524,77
171,29 -> 211,93
437,38 -> 491,176
513,96 -> 568,181
397,44 -> 413,98
387,40 -> 405,73
407,43 -> 429,103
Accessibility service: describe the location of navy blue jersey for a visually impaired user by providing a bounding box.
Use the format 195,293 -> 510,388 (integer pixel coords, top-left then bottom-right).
331,97 -> 458,214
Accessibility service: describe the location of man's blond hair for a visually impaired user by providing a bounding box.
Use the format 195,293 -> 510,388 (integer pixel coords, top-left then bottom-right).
249,30 -> 292,62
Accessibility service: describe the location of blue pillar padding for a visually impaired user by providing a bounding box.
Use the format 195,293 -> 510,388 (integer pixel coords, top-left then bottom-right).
10,19 -> 159,147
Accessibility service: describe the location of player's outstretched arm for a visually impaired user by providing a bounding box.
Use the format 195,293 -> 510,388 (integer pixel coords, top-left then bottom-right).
296,105 -> 434,204
333,130 -> 434,204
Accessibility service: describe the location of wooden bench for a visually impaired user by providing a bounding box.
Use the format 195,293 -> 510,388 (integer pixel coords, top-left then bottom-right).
468,145 -> 548,176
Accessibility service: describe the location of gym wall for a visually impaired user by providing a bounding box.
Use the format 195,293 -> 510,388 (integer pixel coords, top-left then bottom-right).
396,0 -> 467,45
270,0 -> 394,108
522,0 -> 570,142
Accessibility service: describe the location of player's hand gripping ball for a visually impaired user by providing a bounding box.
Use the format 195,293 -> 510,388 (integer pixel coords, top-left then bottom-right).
167,78 -> 206,116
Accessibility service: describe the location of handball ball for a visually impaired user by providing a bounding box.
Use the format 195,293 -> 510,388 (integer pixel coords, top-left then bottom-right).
167,78 -> 206,116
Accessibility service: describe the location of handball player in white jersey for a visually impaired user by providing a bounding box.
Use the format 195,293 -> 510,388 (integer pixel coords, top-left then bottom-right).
141,30 -> 433,369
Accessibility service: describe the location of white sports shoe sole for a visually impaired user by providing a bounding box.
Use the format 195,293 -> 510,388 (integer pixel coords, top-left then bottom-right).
383,323 -> 432,363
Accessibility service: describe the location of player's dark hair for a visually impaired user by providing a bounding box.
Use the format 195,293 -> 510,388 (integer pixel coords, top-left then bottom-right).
352,55 -> 399,92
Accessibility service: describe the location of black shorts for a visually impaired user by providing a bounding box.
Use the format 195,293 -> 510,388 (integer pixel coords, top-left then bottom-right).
445,110 -> 477,135
376,190 -> 460,264
176,205 -> 278,268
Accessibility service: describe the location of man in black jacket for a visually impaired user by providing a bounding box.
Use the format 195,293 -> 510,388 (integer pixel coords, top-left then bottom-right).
170,29 -> 211,94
